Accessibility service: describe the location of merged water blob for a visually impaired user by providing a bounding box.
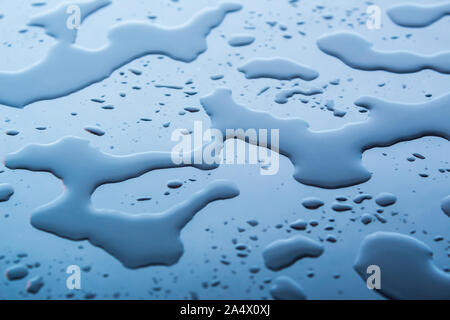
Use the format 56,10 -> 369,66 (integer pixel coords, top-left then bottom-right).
0,183 -> 14,202
262,235 -> 324,271
353,193 -> 372,204
4,137 -> 239,268
317,31 -> 450,74
387,2 -> 450,28
238,57 -> 319,81
274,86 -> 323,104
0,2 -> 242,108
354,232 -> 450,299
269,276 -> 307,300
200,88 -> 450,189
441,195 -> 450,217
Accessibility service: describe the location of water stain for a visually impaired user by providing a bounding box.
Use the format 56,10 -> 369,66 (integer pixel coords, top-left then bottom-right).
317,31 -> 450,74
0,2 -> 242,108
228,34 -> 255,47
374,192 -> 397,207
238,57 -> 319,81
200,88 -> 450,189
274,86 -> 323,104
387,2 -> 450,28
0,183 -> 14,202
5,264 -> 29,280
354,232 -> 450,299
4,137 -> 239,268
84,126 -> 105,136
353,193 -> 372,204
441,195 -> 450,217
270,276 -> 307,300
301,197 -> 324,209
26,276 -> 44,294
262,235 -> 324,271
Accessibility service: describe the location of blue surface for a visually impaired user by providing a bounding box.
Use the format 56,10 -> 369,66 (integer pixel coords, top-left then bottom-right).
0,0 -> 449,300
